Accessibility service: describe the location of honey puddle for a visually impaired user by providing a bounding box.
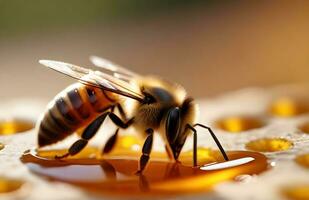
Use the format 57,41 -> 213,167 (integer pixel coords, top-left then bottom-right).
282,184 -> 309,200
269,97 -> 308,117
0,177 -> 24,194
295,153 -> 309,169
0,119 -> 34,135
216,116 -> 264,133
20,138 -> 268,197
245,138 -> 293,152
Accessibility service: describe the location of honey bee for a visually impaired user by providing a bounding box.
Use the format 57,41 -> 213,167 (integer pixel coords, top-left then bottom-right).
38,56 -> 229,173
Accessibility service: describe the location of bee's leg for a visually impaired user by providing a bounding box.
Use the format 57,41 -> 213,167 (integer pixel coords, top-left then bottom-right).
165,145 -> 173,160
185,124 -> 229,166
136,128 -> 154,174
193,123 -> 229,161
184,125 -> 198,166
102,128 -> 119,154
102,91 -> 126,120
55,112 -> 110,159
116,103 -> 127,120
100,113 -> 134,155
55,110 -> 133,159
108,112 -> 134,129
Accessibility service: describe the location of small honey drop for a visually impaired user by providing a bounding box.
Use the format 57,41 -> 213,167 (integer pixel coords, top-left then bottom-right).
216,116 -> 264,133
295,153 -> 309,169
282,184 -> 309,200
0,143 -> 4,151
0,177 -> 24,194
269,97 -> 307,117
21,135 -> 268,197
299,123 -> 309,135
0,119 -> 34,135
245,138 -> 293,152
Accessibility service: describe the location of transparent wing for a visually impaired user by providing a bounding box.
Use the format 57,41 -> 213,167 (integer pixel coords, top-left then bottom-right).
39,60 -> 145,102
89,55 -> 140,81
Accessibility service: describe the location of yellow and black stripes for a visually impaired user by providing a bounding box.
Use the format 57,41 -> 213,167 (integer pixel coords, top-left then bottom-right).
38,83 -> 118,147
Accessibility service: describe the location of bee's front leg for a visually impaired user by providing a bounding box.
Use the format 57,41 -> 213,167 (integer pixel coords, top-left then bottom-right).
184,123 -> 229,167
136,128 -> 154,174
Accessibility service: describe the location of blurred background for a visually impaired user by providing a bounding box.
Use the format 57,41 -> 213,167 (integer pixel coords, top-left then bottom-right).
0,0 -> 309,101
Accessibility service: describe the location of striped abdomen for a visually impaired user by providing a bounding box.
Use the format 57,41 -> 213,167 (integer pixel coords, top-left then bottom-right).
38,83 -> 118,147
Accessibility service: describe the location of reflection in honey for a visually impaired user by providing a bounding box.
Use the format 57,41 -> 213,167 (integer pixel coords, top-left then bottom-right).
0,119 -> 34,135
216,116 -> 264,133
282,184 -> 309,200
21,135 -> 268,196
0,143 -> 4,151
269,97 -> 307,117
245,138 -> 293,152
295,153 -> 309,169
0,177 -> 24,193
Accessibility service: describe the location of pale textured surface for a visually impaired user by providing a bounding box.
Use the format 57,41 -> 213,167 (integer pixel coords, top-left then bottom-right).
0,85 -> 308,200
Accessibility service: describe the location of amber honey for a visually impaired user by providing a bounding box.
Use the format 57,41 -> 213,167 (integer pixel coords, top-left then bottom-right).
245,138 -> 293,152
21,136 -> 268,197
216,116 -> 264,133
299,123 -> 309,135
269,97 -> 308,117
282,184 -> 309,200
0,143 -> 4,151
295,153 -> 309,169
0,119 -> 34,135
0,177 -> 24,194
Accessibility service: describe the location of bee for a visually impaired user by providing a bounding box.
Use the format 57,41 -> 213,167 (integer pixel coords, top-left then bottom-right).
38,56 -> 229,173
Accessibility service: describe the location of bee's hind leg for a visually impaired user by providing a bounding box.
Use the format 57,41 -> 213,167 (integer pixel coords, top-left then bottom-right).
136,128 -> 154,175
55,112 -> 110,159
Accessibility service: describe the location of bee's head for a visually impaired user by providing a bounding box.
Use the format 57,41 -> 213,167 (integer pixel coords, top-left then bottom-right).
132,77 -> 197,160
165,98 -> 197,160
137,76 -> 187,106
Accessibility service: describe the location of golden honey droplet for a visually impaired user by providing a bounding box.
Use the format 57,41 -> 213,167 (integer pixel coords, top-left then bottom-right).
245,138 -> 293,152
269,97 -> 307,117
216,116 -> 264,133
299,123 -> 309,135
0,143 -> 4,151
116,135 -> 143,151
282,184 -> 309,200
0,177 -> 24,194
37,146 -> 100,160
180,148 -> 217,165
0,119 -> 34,135
295,153 -> 309,169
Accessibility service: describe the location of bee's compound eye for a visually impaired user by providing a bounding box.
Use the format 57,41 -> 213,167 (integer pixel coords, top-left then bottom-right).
143,94 -> 156,104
